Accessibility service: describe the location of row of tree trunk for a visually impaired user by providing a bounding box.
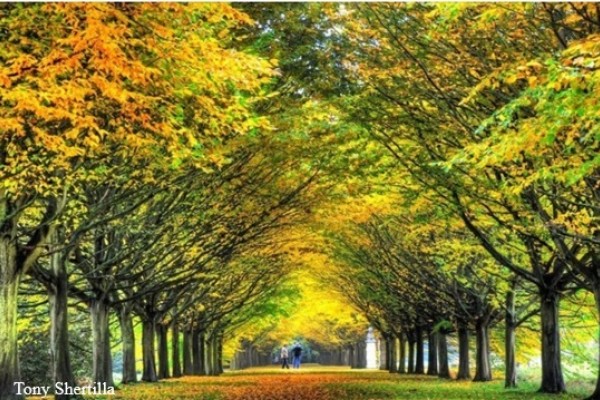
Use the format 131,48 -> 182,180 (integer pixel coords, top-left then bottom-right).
380,325 -> 493,382
44,291 -> 227,400
230,340 -> 269,370
230,341 -> 371,371
320,343 -> 368,369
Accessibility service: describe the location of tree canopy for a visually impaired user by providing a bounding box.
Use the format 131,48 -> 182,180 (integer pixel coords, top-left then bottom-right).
1,3 -> 600,400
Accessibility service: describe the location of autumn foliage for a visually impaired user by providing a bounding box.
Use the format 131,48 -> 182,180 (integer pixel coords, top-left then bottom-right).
1,3 -> 600,400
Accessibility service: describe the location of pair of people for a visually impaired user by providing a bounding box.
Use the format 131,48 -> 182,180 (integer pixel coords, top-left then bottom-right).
280,343 -> 302,369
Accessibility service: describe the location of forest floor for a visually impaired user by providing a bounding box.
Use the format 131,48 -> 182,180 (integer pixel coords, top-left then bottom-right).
100,365 -> 591,400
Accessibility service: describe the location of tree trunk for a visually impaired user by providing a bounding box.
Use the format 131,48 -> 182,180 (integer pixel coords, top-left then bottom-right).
357,342 -> 363,368
399,334 -> 406,373
119,307 -> 137,384
356,341 -> 366,369
349,345 -> 353,367
457,324 -> 471,380
407,336 -> 415,374
438,332 -> 451,379
505,290 -> 517,388
212,336 -> 220,375
380,337 -> 388,370
204,335 -> 213,375
539,290 -> 566,393
182,329 -> 193,375
427,330 -> 438,375
90,299 -> 114,387
587,286 -> 600,400
217,335 -> 224,374
172,320 -> 182,377
199,332 -> 207,375
192,330 -> 201,374
157,323 -> 170,379
237,343 -> 245,370
230,352 -> 237,371
0,240 -> 21,400
415,326 -> 425,374
246,346 -> 251,368
473,317 -> 492,382
142,319 -> 157,382
387,338 -> 397,372
252,345 -> 259,366
48,247 -> 78,398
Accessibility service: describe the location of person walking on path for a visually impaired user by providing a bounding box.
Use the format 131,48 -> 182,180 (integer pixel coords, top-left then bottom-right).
280,345 -> 290,369
292,343 -> 303,369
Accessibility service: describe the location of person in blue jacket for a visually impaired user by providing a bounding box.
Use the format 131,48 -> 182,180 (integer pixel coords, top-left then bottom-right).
291,343 -> 302,369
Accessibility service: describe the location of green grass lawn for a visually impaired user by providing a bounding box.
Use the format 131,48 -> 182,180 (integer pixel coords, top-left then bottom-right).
328,374 -> 589,399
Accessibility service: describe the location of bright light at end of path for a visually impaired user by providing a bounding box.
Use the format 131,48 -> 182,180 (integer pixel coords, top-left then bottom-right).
366,327 -> 377,369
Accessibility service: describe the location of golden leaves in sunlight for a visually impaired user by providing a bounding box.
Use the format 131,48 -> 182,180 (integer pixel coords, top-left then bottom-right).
0,3 -> 275,197
112,369 -> 355,400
